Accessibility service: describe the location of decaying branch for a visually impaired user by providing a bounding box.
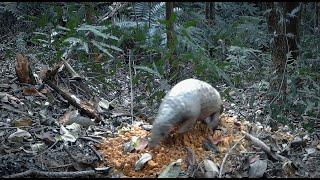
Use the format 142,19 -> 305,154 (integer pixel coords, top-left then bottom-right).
15,53 -> 36,85
241,130 -> 288,162
43,63 -> 102,123
62,59 -> 81,80
3,169 -> 96,178
62,59 -> 93,98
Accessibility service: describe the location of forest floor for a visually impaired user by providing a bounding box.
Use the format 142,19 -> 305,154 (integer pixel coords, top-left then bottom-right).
0,34 -> 319,178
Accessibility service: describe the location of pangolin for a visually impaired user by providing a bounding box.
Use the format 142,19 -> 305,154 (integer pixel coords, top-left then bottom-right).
149,78 -> 223,147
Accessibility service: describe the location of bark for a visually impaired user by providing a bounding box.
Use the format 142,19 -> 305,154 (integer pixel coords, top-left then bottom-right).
205,2 -> 215,25
316,2 -> 320,32
284,2 -> 300,62
267,2 -> 287,104
165,2 -> 176,76
85,2 -> 95,55
253,2 -> 268,12
205,2 -> 215,57
166,2 -> 174,49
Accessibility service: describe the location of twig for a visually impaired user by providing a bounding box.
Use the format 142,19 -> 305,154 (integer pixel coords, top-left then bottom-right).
62,59 -> 81,80
219,135 -> 246,178
241,130 -> 288,162
239,151 -> 265,155
301,115 -> 320,121
185,147 -> 197,177
3,169 -> 96,178
63,145 -> 78,163
48,163 -> 73,170
79,136 -> 103,144
34,140 -> 58,157
128,49 -> 134,124
86,144 -> 103,161
0,126 -> 23,130
111,113 -> 136,118
0,104 -> 31,117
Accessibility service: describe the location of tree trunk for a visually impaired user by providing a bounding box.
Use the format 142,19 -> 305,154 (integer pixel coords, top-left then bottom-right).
205,2 -> 215,57
165,2 -> 176,77
316,2 -> 320,32
267,2 -> 287,105
85,3 -> 95,57
253,2 -> 266,12
166,2 -> 174,49
85,2 -> 94,24
205,2 -> 215,25
284,2 -> 300,62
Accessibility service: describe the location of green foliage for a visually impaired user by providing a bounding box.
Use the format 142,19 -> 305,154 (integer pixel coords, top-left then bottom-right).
75,24 -> 123,58
223,46 -> 267,86
0,2 -> 20,18
113,2 -> 235,84
0,2 -> 51,20
11,2 -> 320,131
30,3 -> 123,66
133,65 -> 162,79
272,3 -> 320,131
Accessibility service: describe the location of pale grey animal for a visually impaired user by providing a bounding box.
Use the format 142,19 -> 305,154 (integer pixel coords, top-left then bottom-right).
149,78 -> 223,147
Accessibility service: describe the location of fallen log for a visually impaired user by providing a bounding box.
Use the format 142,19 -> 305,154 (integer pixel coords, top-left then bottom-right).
43,63 -> 102,124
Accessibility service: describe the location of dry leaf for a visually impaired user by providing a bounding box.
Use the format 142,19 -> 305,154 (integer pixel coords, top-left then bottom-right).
203,159 -> 219,178
135,153 -> 152,171
8,128 -> 32,143
124,136 -> 140,153
59,125 -> 77,143
135,137 -> 149,151
99,98 -> 111,110
282,160 -> 297,178
59,110 -> 79,125
23,87 -> 39,95
158,159 -> 182,178
12,118 -> 33,127
248,159 -> 267,178
35,131 -> 56,145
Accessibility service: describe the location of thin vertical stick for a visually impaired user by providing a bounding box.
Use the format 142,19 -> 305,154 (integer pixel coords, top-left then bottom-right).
219,135 -> 245,178
128,49 -> 134,124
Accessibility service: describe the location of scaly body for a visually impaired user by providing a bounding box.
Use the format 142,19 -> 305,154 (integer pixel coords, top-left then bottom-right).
149,78 -> 223,147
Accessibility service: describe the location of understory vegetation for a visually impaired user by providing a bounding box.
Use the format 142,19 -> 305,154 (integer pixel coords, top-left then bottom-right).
1,2 -> 319,133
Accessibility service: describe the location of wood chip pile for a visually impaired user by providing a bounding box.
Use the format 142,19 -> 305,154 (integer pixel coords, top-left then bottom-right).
99,114 -> 293,177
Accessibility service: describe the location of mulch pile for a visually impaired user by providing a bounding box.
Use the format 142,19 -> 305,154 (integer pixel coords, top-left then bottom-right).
99,114 -> 288,177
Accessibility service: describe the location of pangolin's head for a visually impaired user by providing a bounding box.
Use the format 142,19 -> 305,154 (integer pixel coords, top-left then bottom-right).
149,121 -> 171,148
205,104 -> 224,130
